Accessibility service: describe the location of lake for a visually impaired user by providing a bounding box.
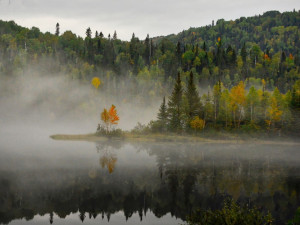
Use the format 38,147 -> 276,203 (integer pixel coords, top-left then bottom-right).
0,126 -> 299,225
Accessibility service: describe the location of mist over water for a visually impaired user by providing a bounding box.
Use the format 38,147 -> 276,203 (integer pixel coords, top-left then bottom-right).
0,68 -> 160,136
0,70 -> 300,225
0,127 -> 300,225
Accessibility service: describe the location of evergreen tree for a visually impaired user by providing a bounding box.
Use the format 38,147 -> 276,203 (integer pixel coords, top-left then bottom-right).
97,38 -> 101,54
130,33 -> 136,59
55,23 -> 60,36
213,81 -> 222,124
86,27 -> 92,38
144,34 -> 150,65
167,72 -> 184,132
151,39 -> 154,56
202,41 -> 207,51
157,96 -> 168,131
176,41 -> 182,66
185,71 -> 201,123
113,30 -> 117,40
241,43 -> 248,78
241,43 -> 247,64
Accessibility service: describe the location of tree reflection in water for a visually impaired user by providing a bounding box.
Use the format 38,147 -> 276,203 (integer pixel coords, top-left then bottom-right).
0,141 -> 299,224
97,143 -> 118,174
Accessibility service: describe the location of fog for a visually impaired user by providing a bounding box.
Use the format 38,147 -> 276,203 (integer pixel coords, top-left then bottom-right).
0,66 -> 300,225
0,66 -> 161,137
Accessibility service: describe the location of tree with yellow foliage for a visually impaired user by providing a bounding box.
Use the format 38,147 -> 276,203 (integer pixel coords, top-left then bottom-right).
91,77 -> 101,89
190,116 -> 205,131
101,105 -> 120,133
266,97 -> 283,129
230,81 -> 246,128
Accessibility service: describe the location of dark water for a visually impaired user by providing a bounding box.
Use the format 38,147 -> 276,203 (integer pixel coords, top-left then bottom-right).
0,127 -> 300,225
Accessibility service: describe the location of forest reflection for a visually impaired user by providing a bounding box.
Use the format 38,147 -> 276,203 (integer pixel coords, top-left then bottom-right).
0,141 -> 299,224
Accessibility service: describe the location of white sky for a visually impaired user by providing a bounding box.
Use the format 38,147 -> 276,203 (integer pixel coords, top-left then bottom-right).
0,0 -> 299,40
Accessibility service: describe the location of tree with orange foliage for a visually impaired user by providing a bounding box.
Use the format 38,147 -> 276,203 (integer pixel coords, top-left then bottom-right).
100,154 -> 117,173
101,105 -> 120,133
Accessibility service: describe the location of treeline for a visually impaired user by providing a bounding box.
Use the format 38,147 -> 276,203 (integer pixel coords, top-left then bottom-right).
149,72 -> 300,134
0,10 -> 299,97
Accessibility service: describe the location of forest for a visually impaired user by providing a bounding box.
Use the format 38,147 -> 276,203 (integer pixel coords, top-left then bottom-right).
0,10 -> 299,134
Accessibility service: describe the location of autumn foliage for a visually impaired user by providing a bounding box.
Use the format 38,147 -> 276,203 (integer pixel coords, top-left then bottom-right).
154,74 -> 300,134
100,154 -> 117,173
101,105 -> 120,133
190,116 -> 205,131
91,77 -> 101,89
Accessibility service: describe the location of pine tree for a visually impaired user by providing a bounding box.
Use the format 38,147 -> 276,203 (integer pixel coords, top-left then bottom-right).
113,31 -> 117,40
240,43 -> 248,78
213,80 -> 222,124
55,23 -> 60,36
157,96 -> 168,131
97,38 -> 101,54
86,27 -> 92,38
185,71 -> 201,122
130,33 -> 136,59
167,72 -> 184,132
144,34 -> 150,65
241,42 -> 247,64
202,41 -> 207,51
176,41 -> 182,66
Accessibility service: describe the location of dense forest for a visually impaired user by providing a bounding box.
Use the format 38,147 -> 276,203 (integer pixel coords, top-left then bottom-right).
143,72 -> 300,135
0,10 -> 299,91
0,10 -> 299,133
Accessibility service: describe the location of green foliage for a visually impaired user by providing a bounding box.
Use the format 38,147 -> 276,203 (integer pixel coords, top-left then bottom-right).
96,124 -> 123,137
0,11 -> 299,135
0,10 -> 299,91
187,200 -> 273,225
287,207 -> 300,225
167,72 -> 184,132
152,76 -> 299,134
185,71 -> 201,122
157,96 -> 168,132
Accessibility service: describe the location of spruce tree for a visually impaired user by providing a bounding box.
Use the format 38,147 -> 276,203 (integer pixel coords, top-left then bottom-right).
185,71 -> 201,123
241,43 -> 248,78
113,31 -> 117,40
176,41 -> 182,66
144,34 -> 150,65
202,41 -> 207,51
157,96 -> 168,131
241,43 -> 247,64
167,72 -> 184,132
55,23 -> 60,36
86,27 -> 92,38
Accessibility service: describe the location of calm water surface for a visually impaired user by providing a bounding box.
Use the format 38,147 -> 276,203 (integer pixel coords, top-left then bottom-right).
0,126 -> 299,224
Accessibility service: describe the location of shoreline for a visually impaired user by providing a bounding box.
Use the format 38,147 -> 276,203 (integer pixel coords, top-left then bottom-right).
50,133 -> 300,146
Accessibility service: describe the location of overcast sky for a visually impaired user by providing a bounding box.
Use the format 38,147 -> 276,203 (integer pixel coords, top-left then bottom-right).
0,0 -> 299,40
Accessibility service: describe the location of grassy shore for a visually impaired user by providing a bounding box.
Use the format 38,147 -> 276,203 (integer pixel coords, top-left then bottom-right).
50,132 -> 300,145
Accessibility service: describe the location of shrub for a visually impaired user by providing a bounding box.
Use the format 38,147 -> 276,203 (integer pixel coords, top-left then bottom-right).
186,199 -> 273,225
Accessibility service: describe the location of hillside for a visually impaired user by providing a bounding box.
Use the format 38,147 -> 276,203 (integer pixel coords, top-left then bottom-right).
154,10 -> 300,53
0,10 -> 299,96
